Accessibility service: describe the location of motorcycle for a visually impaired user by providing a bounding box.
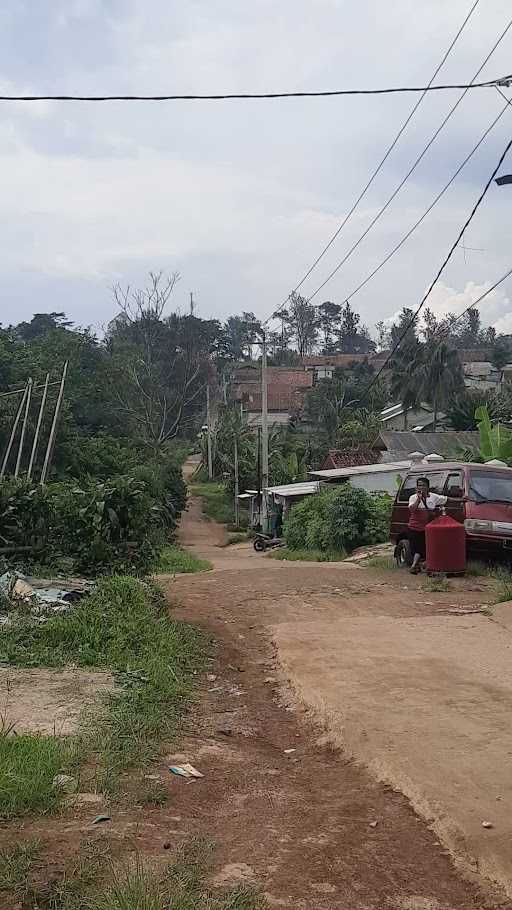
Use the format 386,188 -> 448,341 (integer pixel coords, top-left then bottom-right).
253,533 -> 284,552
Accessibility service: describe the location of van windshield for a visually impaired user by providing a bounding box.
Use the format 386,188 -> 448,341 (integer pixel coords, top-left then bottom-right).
468,470 -> 512,505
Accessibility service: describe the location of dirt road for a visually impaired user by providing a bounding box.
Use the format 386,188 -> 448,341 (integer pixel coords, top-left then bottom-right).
157,486 -> 512,908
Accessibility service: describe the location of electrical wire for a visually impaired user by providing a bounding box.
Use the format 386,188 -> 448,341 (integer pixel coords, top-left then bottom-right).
341,100 -> 510,306
357,137 -> 512,404
0,77 -> 509,103
303,17 -> 512,305
288,0 -> 482,298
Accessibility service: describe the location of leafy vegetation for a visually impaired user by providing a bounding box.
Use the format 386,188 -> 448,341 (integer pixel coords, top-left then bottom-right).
190,481 -> 234,525
154,546 -> 212,574
284,486 -> 392,555
0,733 -> 68,818
268,547 -> 345,562
0,577 -> 203,794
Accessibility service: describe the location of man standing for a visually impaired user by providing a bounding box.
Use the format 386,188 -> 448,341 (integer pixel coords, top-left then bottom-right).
408,477 -> 447,574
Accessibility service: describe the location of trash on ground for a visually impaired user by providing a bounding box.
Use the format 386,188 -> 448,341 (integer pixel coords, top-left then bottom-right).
207,673 -> 217,682
482,820 -> 494,829
284,748 -> 296,754
52,773 -> 77,794
91,814 -> 111,824
169,763 -> 204,779
0,571 -> 93,619
369,821 -> 378,828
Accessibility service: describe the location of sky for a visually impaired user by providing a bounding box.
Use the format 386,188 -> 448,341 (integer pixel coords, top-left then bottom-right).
0,0 -> 511,337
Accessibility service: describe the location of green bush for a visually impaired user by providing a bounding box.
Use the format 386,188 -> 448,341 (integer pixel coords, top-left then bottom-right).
284,486 -> 392,555
0,447 -> 187,573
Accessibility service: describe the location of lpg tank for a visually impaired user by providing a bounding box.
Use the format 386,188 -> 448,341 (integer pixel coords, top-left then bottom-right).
425,513 -> 466,575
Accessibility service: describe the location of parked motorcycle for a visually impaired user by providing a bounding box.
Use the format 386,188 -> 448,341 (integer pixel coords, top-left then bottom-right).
253,533 -> 284,552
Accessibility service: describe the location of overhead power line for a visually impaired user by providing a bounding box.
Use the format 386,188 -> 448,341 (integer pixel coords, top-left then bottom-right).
304,17 -> 512,305
358,137 -> 512,404
342,100 -> 510,305
289,0 -> 482,297
0,76 -> 509,104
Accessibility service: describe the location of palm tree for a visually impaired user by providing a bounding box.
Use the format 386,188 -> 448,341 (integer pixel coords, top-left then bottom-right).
411,339 -> 464,431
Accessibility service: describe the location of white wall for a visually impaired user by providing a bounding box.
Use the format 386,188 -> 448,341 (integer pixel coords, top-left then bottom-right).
348,469 -> 407,495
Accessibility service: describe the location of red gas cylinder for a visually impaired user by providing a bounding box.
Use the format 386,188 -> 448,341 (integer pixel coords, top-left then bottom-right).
425,514 -> 466,575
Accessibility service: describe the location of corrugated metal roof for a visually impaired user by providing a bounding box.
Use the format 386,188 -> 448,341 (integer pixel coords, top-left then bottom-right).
266,481 -> 320,497
377,431 -> 479,461
309,460 -> 411,479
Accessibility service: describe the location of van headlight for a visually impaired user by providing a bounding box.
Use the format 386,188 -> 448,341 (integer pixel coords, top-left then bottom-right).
464,519 -> 494,532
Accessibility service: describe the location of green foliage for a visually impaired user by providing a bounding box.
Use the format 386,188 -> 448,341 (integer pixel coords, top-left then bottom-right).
268,547 -> 345,562
190,482 -> 234,525
475,405 -> 512,463
0,841 -> 40,898
0,733 -> 68,818
0,577 -> 203,791
284,486 -> 392,554
154,546 -> 212,574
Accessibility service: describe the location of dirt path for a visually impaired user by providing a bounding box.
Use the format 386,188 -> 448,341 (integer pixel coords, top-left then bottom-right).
154,483 -> 512,908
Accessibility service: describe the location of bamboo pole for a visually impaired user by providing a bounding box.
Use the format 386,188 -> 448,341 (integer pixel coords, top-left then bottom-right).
0,383 -> 28,478
14,378 -> 32,477
27,372 -> 49,480
40,362 -> 68,485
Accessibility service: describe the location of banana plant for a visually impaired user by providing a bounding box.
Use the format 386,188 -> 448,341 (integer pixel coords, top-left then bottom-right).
475,405 -> 512,463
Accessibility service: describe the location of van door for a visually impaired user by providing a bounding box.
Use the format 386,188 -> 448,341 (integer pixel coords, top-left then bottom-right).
393,474 -> 418,539
443,470 -> 465,524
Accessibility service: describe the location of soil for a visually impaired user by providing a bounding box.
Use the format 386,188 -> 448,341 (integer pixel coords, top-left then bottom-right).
0,667 -> 115,735
2,474 -> 512,910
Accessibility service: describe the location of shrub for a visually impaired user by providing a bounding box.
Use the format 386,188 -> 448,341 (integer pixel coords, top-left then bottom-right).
284,486 -> 392,555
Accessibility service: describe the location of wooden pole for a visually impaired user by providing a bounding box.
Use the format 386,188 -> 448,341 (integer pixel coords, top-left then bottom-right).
14,378 -> 32,477
261,331 -> 269,532
234,435 -> 239,529
27,372 -> 49,480
0,383 -> 28,478
40,361 -> 68,485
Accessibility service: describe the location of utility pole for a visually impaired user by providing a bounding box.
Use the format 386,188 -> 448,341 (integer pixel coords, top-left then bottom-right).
206,381 -> 213,480
189,291 -> 194,316
15,378 -> 32,478
40,361 -> 68,485
260,329 -> 269,532
233,436 -> 239,529
0,383 -> 28,478
27,372 -> 49,481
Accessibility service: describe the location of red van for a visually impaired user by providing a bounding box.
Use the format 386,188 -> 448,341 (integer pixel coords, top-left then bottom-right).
390,461 -> 512,565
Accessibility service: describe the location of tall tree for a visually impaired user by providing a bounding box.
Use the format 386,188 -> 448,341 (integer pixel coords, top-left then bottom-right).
336,301 -> 375,354
281,293 -> 319,356
390,308 -> 422,428
318,301 -> 341,353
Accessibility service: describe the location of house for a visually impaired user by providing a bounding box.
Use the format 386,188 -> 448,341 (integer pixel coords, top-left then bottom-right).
239,481 -> 320,529
309,460 -> 412,494
231,364 -> 313,428
319,448 -> 380,471
379,402 -> 446,431
375,431 -> 480,464
302,352 -> 389,383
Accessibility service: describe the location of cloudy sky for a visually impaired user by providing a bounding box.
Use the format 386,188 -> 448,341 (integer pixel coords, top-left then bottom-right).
0,0 -> 511,336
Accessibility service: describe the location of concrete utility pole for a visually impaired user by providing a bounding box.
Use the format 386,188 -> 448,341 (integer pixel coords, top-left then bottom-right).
189,291 -> 195,315
41,361 -> 68,485
260,329 -> 269,532
27,373 -> 50,481
233,436 -> 239,529
206,381 -> 213,480
15,377 -> 33,477
0,382 -> 29,478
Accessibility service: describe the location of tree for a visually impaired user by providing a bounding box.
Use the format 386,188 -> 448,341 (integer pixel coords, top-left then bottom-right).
475,405 -> 512,463
318,301 -> 341,353
280,293 -> 319,356
221,312 -> 261,362
108,273 -> 215,449
445,388 -> 500,431
14,313 -> 73,341
416,338 -> 464,431
337,302 -> 375,354
390,308 -> 422,428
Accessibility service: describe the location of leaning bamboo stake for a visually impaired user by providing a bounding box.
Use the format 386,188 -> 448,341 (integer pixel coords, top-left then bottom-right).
14,378 -> 32,478
27,372 -> 49,480
0,383 -> 28,478
40,362 -> 68,485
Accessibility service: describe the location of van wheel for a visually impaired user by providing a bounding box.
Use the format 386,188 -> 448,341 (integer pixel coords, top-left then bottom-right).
395,538 -> 412,568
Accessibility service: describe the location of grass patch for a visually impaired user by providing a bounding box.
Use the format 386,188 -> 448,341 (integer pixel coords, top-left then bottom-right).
91,841 -> 266,910
154,546 -> 212,574
422,576 -> 450,593
491,567 -> 512,603
0,576 -> 203,796
189,482 -> 234,525
363,555 -> 396,570
0,841 -> 40,898
224,532 -> 248,546
268,547 -> 345,562
0,734 -> 69,819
